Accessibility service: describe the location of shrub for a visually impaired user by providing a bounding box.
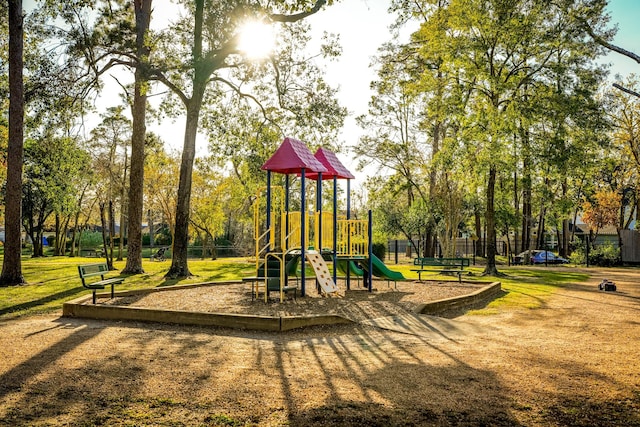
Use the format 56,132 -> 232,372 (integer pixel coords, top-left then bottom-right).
569,247 -> 586,265
568,238 -> 586,265
79,231 -> 103,248
372,242 -> 386,260
588,242 -> 620,267
143,228 -> 172,246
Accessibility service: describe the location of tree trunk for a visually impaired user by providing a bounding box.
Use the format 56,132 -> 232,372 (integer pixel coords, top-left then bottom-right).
118,202 -> 125,261
513,168 -> 519,254
109,200 -> 116,262
117,148 -> 128,262
474,208 -> 483,257
70,221 -> 78,257
562,219 -> 570,257
100,202 -> 114,270
521,159 -> 532,253
536,206 -> 546,249
123,0 -> 152,274
26,216 -> 37,258
483,166 -> 499,275
166,91 -> 204,278
423,231 -> 436,257
149,209 -> 155,248
54,213 -> 69,256
69,185 -> 88,257
0,0 -> 26,286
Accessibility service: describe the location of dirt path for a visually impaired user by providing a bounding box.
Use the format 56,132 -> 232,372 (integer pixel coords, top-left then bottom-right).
0,267 -> 639,426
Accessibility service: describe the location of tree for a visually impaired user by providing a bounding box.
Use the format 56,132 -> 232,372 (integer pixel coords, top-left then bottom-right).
609,76 -> 640,228
190,160 -> 228,259
89,107 -> 131,264
582,189 -> 621,246
145,147 -> 180,244
355,41 -> 438,257
22,135 -> 87,257
123,0 -> 152,274
46,0 -> 149,268
0,0 -> 25,285
149,0 -> 335,278
577,0 -> 640,98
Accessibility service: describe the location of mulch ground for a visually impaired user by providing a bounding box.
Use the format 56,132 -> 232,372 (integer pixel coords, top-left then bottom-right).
0,267 -> 639,426
103,278 -> 487,321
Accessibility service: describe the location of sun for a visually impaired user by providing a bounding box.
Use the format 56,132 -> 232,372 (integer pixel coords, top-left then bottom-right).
237,20 -> 275,59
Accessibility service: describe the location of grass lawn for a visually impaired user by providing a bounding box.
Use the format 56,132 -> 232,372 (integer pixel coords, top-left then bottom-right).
0,254 -> 591,321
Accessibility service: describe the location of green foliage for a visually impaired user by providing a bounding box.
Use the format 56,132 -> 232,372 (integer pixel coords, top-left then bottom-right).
569,248 -> 586,265
22,135 -> 90,255
372,242 -> 386,260
79,231 -> 104,248
153,227 -> 172,246
361,0 -> 613,271
588,243 -> 620,267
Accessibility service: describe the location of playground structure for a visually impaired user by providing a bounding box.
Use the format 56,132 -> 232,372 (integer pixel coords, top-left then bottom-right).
249,137 -> 405,302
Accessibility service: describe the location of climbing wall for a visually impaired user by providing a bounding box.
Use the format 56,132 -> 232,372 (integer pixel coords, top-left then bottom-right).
305,252 -> 339,294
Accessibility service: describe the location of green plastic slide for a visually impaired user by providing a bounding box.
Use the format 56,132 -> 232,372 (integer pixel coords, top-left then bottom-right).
338,254 -> 405,281
337,259 -> 364,277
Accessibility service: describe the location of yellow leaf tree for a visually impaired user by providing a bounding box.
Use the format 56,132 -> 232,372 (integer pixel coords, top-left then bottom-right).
581,190 -> 622,246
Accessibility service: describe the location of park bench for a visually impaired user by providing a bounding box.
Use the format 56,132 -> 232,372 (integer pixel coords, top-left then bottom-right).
80,248 -> 104,258
78,262 -> 124,304
411,257 -> 470,283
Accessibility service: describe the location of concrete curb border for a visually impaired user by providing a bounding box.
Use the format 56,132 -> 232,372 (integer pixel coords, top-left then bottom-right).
417,282 -> 502,315
62,281 -> 501,332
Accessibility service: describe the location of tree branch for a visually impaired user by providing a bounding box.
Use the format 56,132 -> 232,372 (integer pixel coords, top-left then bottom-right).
270,0 -> 328,22
613,83 -> 640,99
148,69 -> 190,106
210,76 -> 269,121
581,18 -> 640,64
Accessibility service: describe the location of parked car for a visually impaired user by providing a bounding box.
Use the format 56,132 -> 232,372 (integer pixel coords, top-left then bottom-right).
514,250 -> 569,265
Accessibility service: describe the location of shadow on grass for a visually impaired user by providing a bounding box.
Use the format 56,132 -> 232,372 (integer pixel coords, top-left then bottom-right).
498,268 -> 590,286
0,286 -> 86,317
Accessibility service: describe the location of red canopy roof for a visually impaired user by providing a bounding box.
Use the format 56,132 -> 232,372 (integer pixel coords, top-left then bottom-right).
307,147 -> 355,180
261,137 -> 328,175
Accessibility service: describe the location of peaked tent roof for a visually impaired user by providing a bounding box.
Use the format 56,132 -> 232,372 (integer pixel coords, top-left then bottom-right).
306,147 -> 355,180
261,137 -> 328,175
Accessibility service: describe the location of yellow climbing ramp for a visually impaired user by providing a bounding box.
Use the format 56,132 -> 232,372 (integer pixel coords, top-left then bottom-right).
305,252 -> 339,294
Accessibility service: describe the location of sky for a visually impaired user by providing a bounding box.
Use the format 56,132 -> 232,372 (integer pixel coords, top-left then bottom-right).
601,0 -> 640,77
305,0 -> 640,182
149,0 -> 406,170
22,0 -> 640,183
153,0 -> 640,183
